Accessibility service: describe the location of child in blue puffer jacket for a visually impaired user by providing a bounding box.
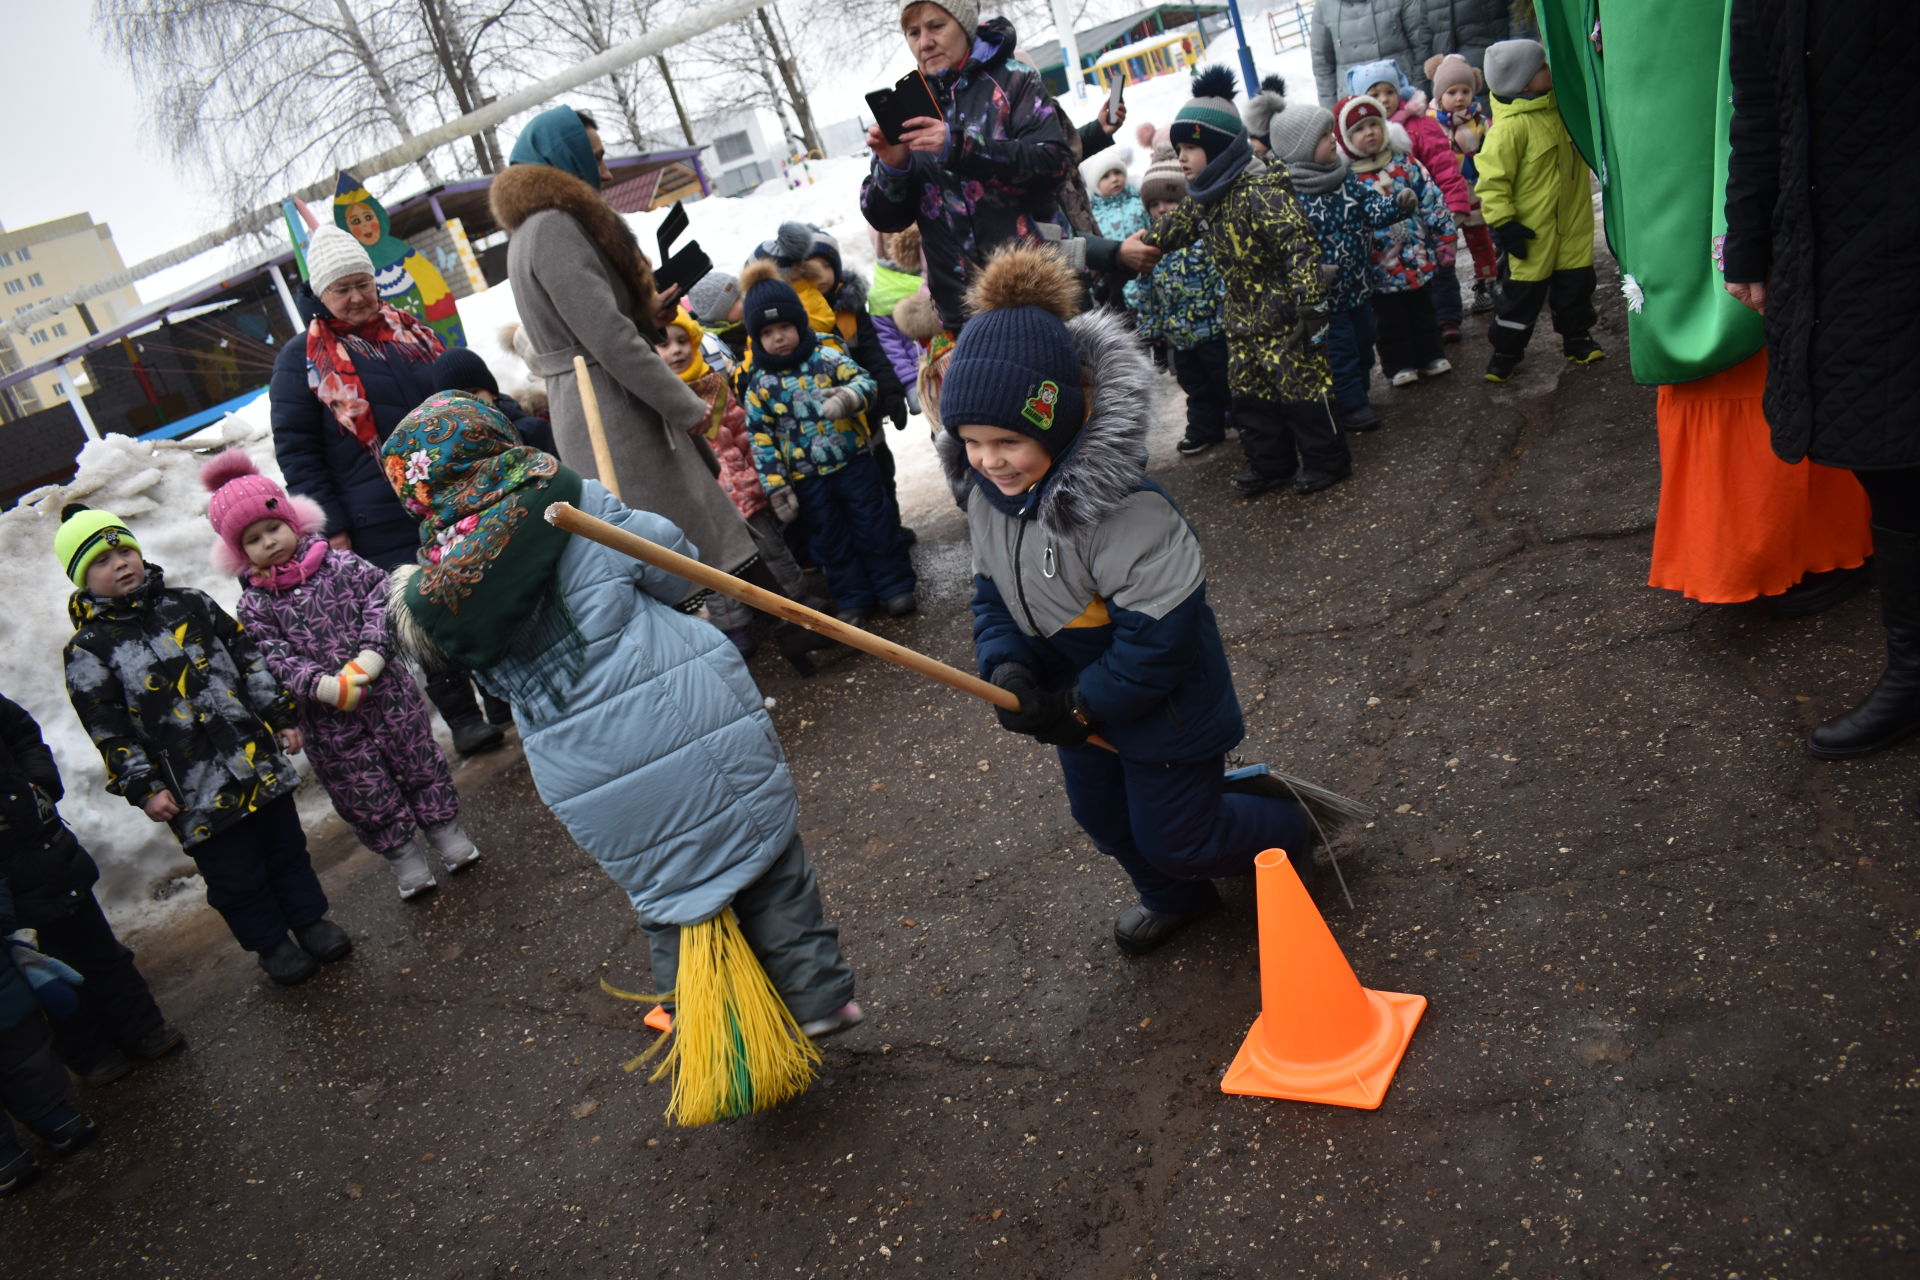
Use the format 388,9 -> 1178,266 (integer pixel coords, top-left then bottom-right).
738,261 -> 918,628
935,244 -> 1314,957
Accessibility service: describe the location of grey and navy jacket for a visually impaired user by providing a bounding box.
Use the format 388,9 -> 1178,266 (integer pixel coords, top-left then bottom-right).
938,310 -> 1243,764
64,566 -> 300,850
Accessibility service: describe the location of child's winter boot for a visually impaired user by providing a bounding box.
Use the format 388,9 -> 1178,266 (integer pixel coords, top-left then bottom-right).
423,819 -> 483,873
293,918 -> 353,963
800,1002 -> 865,1039
33,1106 -> 99,1157
388,839 -> 439,899
258,936 -> 320,985
0,1142 -> 39,1196
1562,336 -> 1606,365
1113,883 -> 1222,955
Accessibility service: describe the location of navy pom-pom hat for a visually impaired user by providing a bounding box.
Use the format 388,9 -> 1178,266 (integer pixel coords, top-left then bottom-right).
940,307 -> 1086,456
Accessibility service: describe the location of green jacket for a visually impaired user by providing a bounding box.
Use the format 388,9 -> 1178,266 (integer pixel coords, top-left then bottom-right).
1473,91 -> 1595,282
1145,166 -> 1329,403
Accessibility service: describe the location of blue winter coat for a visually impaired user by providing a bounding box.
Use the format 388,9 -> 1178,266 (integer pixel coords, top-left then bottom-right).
479,482 -> 798,927
270,283 -> 445,570
1295,170 -> 1412,312
937,310 -> 1242,765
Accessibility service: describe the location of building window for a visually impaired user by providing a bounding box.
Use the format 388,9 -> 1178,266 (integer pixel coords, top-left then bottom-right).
26,272 -> 42,287
2,280 -> 21,295
17,246 -> 30,261
712,130 -> 753,164
0,252 -> 10,267
51,322 -> 66,337
28,329 -> 47,346
52,380 -> 65,397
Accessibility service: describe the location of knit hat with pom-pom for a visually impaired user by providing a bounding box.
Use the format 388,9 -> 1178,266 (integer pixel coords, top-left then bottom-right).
1138,145 -> 1187,208
1242,75 -> 1287,150
54,503 -> 140,588
1080,145 -> 1131,189
1425,53 -> 1482,103
1269,98 -> 1335,167
1169,66 -> 1245,163
201,449 -> 326,575
940,244 -> 1085,456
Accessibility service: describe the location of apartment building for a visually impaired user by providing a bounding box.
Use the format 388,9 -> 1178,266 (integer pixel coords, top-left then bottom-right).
0,214 -> 142,420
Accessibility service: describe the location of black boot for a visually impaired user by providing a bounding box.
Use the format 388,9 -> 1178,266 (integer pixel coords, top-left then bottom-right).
1113,883 -> 1221,956
425,671 -> 505,757
773,622 -> 846,677
1810,527 -> 1920,759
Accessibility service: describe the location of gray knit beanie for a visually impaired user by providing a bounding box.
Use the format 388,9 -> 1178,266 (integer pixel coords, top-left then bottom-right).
685,271 -> 742,327
1268,100 -> 1333,166
1484,39 -> 1547,98
900,0 -> 979,34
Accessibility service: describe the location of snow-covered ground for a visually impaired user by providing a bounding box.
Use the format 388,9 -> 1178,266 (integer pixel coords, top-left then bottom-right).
2,31 -> 1316,931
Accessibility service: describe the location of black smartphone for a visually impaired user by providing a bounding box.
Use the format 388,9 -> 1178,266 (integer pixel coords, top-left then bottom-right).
866,69 -> 943,146
652,201 -> 712,298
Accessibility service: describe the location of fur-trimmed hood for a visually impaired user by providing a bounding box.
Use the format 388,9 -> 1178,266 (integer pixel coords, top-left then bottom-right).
935,307 -> 1155,541
489,162 -> 660,339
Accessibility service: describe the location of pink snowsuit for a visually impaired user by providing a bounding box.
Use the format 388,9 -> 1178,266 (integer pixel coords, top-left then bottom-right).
1393,94 -> 1473,217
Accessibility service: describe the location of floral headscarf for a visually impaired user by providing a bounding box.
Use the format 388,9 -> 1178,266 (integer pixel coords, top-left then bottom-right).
381,392 -> 584,674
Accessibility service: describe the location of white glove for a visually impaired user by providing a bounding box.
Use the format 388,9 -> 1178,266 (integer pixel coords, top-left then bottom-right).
314,674 -> 366,712
343,649 -> 385,682
818,386 -> 866,421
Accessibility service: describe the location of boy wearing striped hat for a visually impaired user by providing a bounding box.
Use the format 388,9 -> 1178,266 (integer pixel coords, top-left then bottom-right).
1129,67 -> 1347,495
57,505 -> 349,987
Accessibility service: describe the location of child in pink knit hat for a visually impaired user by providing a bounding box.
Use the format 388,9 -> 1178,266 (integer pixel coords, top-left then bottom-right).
202,448 -> 480,900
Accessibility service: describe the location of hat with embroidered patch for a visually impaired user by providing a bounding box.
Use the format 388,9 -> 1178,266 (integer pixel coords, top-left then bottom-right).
940,245 -> 1086,456
1169,66 -> 1245,164
54,503 -> 141,587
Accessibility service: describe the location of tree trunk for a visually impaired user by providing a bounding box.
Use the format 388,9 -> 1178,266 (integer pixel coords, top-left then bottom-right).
331,0 -> 444,184
417,0 -> 503,173
655,55 -> 696,147
756,6 -> 822,156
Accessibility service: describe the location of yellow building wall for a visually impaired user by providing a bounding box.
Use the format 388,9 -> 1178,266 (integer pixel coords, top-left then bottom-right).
0,216 -> 142,413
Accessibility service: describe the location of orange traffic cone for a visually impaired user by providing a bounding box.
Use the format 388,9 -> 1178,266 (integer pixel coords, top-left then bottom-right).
644,1004 -> 673,1034
1220,848 -> 1426,1110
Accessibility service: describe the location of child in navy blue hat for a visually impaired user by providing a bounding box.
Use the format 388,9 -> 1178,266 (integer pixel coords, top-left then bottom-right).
935,243 -> 1317,956
737,261 -> 918,626
426,348 -> 558,457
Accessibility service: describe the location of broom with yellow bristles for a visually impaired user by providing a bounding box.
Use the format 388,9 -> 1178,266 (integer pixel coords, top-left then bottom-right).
572,356 -> 826,1127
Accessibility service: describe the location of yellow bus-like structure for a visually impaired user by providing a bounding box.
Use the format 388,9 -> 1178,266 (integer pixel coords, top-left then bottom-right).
1090,31 -> 1207,90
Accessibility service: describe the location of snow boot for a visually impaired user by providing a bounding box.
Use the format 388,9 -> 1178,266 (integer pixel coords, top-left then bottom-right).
1811,527 -> 1920,758
127,1023 -> 187,1061
293,918 -> 352,963
1114,883 -> 1221,956
800,1002 -> 865,1039
388,840 -> 439,900
257,937 -> 319,986
423,818 -> 482,873
425,671 -> 505,757
0,1146 -> 39,1196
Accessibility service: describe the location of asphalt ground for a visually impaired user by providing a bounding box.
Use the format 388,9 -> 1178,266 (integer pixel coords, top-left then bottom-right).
5,263 -> 1916,1278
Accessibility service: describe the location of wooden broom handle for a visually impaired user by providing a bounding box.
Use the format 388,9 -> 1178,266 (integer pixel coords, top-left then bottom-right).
573,355 -> 621,502
544,501 -> 1113,750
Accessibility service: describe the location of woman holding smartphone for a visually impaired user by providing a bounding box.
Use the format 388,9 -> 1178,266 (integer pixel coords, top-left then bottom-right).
860,1 -> 1074,347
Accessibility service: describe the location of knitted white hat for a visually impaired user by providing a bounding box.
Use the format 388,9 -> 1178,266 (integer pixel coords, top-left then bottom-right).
306,224 -> 376,297
900,0 -> 978,33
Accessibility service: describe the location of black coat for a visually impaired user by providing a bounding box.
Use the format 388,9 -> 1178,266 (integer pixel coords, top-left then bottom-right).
0,692 -> 99,926
1724,0 -> 1920,471
270,283 -> 445,569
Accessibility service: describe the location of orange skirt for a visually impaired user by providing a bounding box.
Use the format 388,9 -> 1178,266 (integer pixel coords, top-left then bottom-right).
1648,351 -> 1872,603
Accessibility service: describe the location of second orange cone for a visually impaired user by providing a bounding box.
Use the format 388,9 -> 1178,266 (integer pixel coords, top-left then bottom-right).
1220,847 -> 1426,1110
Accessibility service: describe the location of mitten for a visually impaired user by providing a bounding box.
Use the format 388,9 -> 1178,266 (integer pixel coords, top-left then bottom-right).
313,674 -> 366,712
885,395 -> 910,432
343,649 -> 385,683
8,940 -> 85,1020
768,483 -> 802,525
989,664 -> 1093,748
818,386 -> 866,421
1493,221 -> 1536,260
1395,187 -> 1418,215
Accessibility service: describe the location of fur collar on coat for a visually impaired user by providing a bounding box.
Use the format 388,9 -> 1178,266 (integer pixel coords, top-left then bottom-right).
490,163 -> 660,338
935,306 -> 1156,543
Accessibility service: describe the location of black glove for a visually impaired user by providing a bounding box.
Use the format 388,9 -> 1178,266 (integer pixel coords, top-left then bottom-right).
885,395 -> 909,432
1149,339 -> 1170,370
1493,221 -> 1536,260
989,664 -> 1093,748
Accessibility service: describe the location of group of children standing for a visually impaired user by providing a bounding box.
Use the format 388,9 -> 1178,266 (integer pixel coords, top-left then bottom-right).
1087,40 -> 1602,495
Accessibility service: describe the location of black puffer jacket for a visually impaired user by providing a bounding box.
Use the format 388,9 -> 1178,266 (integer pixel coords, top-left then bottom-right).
1724,0 -> 1920,471
860,18 -> 1073,332
64,567 -> 299,851
0,692 -> 97,926
270,282 -> 445,568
